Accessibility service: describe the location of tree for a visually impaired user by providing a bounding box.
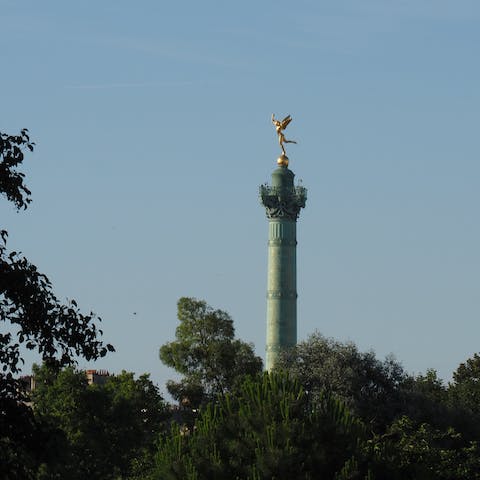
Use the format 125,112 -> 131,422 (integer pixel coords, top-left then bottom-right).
399,369 -> 460,432
446,353 -> 480,439
365,416 -> 480,479
450,353 -> 480,414
159,297 -> 262,408
0,129 -> 34,210
276,332 -> 407,432
0,129 -> 114,479
32,364 -> 168,479
0,129 -> 113,376
153,372 -> 367,480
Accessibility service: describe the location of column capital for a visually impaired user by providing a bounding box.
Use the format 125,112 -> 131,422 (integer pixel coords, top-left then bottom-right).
259,184 -> 307,220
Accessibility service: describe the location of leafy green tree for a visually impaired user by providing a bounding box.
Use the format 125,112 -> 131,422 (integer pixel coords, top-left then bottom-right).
159,297 -> 262,408
276,332 -> 406,431
0,128 -> 34,209
450,353 -> 480,414
153,372 -> 367,480
32,364 -> 168,479
0,130 -> 112,377
0,129 -> 113,479
365,416 -> 480,479
445,353 -> 480,439
399,369 -> 459,432
405,369 -> 446,405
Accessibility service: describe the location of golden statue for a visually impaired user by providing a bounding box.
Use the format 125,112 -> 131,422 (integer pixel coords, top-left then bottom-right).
272,114 -> 297,156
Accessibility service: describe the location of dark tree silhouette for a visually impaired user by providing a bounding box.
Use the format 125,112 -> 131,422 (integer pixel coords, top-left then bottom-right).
0,129 -> 114,479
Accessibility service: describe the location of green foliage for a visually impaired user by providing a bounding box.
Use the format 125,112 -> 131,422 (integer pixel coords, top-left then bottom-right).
405,369 -> 447,405
0,398 -> 40,480
401,355 -> 480,439
159,297 -> 262,407
276,332 -> 406,431
153,372 -> 367,480
450,353 -> 480,414
0,129 -> 113,479
156,313 -> 480,479
442,353 -> 480,440
365,416 -> 480,479
0,129 -> 113,378
31,364 -> 168,479
400,369 -> 457,432
0,129 -> 34,209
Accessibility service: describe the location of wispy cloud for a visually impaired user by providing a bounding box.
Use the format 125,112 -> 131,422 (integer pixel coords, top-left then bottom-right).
98,36 -> 251,70
64,81 -> 192,90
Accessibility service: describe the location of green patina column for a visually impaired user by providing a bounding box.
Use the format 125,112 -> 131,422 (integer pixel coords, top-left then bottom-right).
260,154 -> 307,371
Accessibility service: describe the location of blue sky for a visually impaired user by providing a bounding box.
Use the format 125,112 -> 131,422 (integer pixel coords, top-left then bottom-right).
1,0 -> 479,394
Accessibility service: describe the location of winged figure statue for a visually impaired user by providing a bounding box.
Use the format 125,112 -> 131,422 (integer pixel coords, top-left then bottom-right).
272,113 -> 297,156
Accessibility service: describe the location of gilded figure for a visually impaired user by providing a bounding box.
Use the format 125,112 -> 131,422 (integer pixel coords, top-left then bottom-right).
272,114 -> 297,156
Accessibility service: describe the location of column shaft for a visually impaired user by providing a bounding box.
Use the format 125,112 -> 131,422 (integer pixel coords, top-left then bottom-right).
266,218 -> 297,371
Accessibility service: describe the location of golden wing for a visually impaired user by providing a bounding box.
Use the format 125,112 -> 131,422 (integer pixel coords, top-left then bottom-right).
280,115 -> 292,130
